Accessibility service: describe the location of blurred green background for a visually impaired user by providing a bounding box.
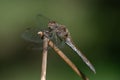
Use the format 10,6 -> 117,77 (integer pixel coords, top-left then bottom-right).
0,0 -> 120,80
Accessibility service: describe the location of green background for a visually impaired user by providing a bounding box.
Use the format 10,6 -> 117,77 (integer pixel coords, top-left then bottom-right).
0,0 -> 120,80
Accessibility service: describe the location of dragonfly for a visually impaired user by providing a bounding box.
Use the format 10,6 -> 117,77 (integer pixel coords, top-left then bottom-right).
22,14 -> 96,80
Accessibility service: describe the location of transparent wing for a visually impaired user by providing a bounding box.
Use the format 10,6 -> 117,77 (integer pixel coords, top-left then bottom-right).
22,14 -> 65,49
22,14 -> 51,43
35,14 -> 51,30
22,27 -> 43,43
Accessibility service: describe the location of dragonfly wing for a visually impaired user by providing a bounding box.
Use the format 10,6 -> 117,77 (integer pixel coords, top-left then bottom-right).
65,37 -> 96,73
22,14 -> 51,43
35,14 -> 51,30
22,27 -> 43,43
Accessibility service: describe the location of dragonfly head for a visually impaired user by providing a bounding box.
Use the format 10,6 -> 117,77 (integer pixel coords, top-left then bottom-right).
48,21 -> 58,30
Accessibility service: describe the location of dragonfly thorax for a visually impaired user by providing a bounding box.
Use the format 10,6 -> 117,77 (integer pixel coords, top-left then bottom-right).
48,21 -> 59,30
56,25 -> 70,40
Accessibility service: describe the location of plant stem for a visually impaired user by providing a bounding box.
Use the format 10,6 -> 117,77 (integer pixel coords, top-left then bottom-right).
40,37 -> 49,80
48,40 -> 89,80
38,31 -> 89,80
